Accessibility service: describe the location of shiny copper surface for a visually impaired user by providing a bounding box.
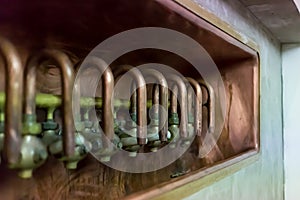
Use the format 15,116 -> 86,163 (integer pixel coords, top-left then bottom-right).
76,57 -> 115,141
0,36 -> 23,165
170,84 -> 178,114
113,65 -> 147,145
186,77 -> 202,136
167,74 -> 188,138
199,80 -> 215,134
142,69 -> 168,142
25,49 -> 75,157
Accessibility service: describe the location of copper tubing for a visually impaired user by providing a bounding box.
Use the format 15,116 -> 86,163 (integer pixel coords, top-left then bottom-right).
186,77 -> 202,136
25,49 -> 75,157
199,80 -> 215,134
75,57 -> 115,141
113,65 -> 147,145
73,62 -> 81,123
170,84 -> 178,114
0,36 -> 23,164
142,69 -> 168,142
187,86 -> 195,116
130,82 -> 137,116
152,84 -> 159,112
167,74 -> 188,138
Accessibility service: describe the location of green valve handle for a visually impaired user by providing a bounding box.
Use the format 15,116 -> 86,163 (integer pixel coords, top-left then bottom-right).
168,112 -> 180,149
22,114 -> 42,135
0,92 -> 169,110
47,110 -> 91,169
41,107 -> 60,146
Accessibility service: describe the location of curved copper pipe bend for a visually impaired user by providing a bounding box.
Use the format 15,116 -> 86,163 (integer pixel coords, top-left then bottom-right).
199,80 -> 215,134
186,77 -> 202,137
198,80 -> 223,164
141,69 -> 168,142
75,56 -> 115,145
25,49 -> 75,158
167,74 -> 188,138
0,36 -> 23,165
113,65 -> 147,145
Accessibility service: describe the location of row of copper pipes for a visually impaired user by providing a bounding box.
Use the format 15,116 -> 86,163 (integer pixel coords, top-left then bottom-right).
0,35 -> 215,178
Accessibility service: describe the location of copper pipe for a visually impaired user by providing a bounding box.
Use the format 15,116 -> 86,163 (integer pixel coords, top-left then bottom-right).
25,49 -> 75,157
130,82 -> 137,117
142,69 -> 168,142
76,57 -> 114,141
170,84 -> 178,114
186,77 -> 202,136
167,74 -> 188,138
73,62 -> 81,123
199,80 -> 215,134
187,86 -> 193,117
0,36 -> 23,164
113,65 -> 147,145
152,84 -> 159,112
198,80 -> 223,164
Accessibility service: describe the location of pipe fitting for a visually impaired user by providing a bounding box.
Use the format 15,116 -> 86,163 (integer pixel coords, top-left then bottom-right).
22,114 -> 42,135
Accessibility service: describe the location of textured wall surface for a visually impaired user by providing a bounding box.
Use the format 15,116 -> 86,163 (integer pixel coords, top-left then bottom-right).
282,44 -> 300,200
184,0 -> 284,199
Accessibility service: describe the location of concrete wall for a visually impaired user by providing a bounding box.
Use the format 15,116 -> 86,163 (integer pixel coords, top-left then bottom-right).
282,44 -> 300,200
184,0 -> 284,199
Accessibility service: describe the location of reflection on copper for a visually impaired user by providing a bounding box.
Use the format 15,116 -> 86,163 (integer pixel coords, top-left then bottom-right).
167,74 -> 188,138
75,57 -> 115,141
142,69 -> 168,142
0,36 -> 23,165
186,77 -> 202,136
25,49 -> 75,157
113,65 -> 147,145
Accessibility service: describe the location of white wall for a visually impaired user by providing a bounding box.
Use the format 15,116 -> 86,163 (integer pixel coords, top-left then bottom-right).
282,44 -> 300,200
182,0 -> 284,199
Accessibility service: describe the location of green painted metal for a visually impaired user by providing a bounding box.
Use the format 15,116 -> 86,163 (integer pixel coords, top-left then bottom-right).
0,92 -> 169,109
